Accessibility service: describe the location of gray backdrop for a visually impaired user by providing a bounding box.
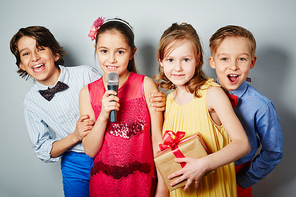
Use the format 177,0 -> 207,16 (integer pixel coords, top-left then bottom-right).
1,0 -> 295,196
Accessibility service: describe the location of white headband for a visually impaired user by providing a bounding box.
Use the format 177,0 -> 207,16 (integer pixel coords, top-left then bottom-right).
104,18 -> 134,35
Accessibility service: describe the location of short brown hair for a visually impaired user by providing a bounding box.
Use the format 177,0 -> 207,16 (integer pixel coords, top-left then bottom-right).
10,26 -> 66,80
209,25 -> 256,58
155,22 -> 207,98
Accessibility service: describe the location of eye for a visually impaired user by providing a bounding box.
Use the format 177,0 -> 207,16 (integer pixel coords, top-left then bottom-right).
100,49 -> 108,53
183,58 -> 190,62
221,57 -> 228,61
167,58 -> 173,62
22,52 -> 29,56
38,48 -> 45,52
117,50 -> 124,54
238,57 -> 246,61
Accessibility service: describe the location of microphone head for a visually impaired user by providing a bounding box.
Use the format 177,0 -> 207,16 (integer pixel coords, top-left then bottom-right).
106,72 -> 119,86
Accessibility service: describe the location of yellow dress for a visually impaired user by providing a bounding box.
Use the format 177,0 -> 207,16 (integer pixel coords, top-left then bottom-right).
163,79 -> 237,197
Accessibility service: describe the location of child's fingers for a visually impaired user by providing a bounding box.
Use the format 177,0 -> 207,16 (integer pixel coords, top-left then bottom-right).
195,180 -> 200,189
78,115 -> 90,122
169,173 -> 186,187
150,92 -> 165,102
154,106 -> 165,112
182,179 -> 196,191
104,95 -> 119,103
104,90 -> 117,97
168,166 -> 184,180
174,157 -> 188,163
150,101 -> 165,107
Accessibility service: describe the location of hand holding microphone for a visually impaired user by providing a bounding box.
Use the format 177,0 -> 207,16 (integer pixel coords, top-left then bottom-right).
106,72 -> 119,122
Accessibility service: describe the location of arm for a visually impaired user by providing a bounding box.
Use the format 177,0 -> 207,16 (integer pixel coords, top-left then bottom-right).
168,86 -> 250,190
50,115 -> 94,158
237,102 -> 283,188
24,105 -> 59,162
80,85 -> 119,158
25,100 -> 95,160
143,77 -> 169,196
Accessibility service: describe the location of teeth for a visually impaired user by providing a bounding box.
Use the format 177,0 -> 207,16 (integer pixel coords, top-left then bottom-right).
33,64 -> 43,68
229,74 -> 238,77
107,66 -> 116,69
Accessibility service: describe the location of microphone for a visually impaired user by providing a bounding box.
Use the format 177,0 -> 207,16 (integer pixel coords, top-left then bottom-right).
106,72 -> 119,123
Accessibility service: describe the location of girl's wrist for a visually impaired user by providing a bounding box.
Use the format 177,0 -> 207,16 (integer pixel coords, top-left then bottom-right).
97,114 -> 109,123
200,156 -> 212,173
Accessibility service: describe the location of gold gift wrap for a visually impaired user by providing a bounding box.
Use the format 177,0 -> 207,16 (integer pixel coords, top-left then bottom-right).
154,132 -> 213,192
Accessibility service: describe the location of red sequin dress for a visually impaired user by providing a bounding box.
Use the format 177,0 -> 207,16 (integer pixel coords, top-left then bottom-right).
88,72 -> 156,197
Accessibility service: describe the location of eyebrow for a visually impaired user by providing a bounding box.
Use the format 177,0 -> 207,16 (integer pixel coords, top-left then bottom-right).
217,52 -> 250,56
19,48 -> 28,54
19,44 -> 43,54
97,46 -> 128,51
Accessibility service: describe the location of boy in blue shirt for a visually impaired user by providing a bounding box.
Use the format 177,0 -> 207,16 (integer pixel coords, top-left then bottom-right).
208,25 -> 283,197
10,26 -> 165,197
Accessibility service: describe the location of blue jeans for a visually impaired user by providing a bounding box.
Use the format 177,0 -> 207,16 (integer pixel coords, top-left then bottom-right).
61,152 -> 94,197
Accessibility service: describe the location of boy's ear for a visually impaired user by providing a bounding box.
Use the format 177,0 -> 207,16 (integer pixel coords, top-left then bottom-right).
19,62 -> 26,71
54,53 -> 60,62
250,56 -> 257,69
209,56 -> 216,69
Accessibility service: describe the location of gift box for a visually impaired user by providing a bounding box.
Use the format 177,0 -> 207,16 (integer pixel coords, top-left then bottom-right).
154,130 -> 214,192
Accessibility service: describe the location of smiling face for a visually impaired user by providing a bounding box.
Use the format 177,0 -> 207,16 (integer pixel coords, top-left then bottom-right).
160,40 -> 198,89
209,37 -> 256,92
18,36 -> 60,86
96,30 -> 136,83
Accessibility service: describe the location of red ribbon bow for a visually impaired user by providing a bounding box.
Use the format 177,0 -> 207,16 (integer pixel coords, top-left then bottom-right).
159,130 -> 186,168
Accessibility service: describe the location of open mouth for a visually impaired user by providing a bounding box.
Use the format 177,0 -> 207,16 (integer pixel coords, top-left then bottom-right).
32,64 -> 45,73
227,74 -> 239,83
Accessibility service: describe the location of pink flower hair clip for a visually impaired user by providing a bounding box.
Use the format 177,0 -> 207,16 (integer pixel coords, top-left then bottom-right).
88,16 -> 105,41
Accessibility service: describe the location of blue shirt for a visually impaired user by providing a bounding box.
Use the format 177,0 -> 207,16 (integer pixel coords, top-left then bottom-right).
216,79 -> 283,188
23,65 -> 101,163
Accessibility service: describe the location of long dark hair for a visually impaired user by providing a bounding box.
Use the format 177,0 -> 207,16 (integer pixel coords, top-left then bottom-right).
95,18 -> 137,73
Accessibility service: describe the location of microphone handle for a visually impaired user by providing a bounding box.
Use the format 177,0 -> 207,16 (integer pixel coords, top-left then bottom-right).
107,85 -> 118,123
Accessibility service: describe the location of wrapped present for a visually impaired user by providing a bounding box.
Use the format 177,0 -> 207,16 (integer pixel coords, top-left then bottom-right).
154,130 -> 213,192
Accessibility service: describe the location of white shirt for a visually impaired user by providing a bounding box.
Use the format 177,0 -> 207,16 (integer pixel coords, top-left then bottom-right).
23,65 -> 101,162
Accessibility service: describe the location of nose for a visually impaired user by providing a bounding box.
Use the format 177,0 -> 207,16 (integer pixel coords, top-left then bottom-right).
108,54 -> 117,63
229,60 -> 239,70
174,61 -> 183,72
32,51 -> 40,62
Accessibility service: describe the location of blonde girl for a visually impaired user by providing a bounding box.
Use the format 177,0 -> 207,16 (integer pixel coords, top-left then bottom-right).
155,23 -> 250,197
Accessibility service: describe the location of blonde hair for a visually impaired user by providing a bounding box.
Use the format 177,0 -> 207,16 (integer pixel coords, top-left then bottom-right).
209,25 -> 256,58
154,22 -> 207,98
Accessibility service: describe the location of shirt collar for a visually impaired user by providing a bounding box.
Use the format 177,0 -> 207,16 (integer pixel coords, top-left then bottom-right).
215,77 -> 248,99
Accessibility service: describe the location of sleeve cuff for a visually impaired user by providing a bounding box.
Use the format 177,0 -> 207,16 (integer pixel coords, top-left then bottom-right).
35,140 -> 62,163
236,169 -> 257,188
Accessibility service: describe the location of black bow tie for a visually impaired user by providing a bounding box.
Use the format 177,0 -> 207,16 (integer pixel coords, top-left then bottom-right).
39,81 -> 69,101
